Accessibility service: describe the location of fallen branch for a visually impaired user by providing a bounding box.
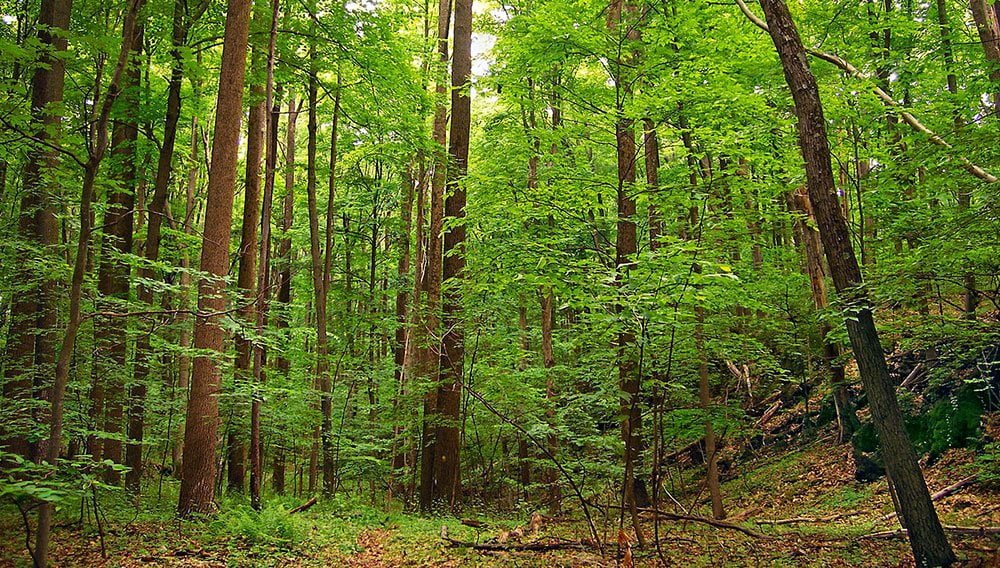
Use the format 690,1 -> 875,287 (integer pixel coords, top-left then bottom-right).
877,475 -> 978,522
756,511 -> 862,526
859,526 -> 1000,540
757,400 -> 783,428
443,536 -> 594,552
734,0 -> 998,184
288,497 -> 317,514
898,363 -> 926,390
594,503 -> 772,539
657,440 -> 701,466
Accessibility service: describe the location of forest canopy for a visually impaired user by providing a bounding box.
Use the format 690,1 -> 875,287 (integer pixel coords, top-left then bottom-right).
0,0 -> 998,565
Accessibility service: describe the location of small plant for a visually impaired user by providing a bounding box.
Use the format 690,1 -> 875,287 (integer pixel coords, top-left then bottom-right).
211,502 -> 305,550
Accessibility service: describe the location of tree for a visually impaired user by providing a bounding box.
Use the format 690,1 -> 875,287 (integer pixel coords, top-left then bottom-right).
758,0 -> 955,564
432,0 -> 472,510
2,0 -> 72,463
178,0 -> 254,516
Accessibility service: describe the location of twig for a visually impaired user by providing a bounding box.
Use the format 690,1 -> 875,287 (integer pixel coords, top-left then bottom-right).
15,500 -> 38,568
756,511 -> 861,525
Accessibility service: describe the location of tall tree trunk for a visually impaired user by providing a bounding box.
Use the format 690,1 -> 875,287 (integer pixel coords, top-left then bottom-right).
418,0 -> 451,512
250,0 -> 280,511
390,163 -> 414,494
92,25 -> 142,484
608,0 -> 649,538
115,25 -> 143,494
2,0 -> 72,463
432,0 -> 472,511
935,0 -> 978,320
758,2 -> 955,565
35,1 -> 142,562
228,6 -> 271,495
178,0 -> 254,516
173,125 -> 198,478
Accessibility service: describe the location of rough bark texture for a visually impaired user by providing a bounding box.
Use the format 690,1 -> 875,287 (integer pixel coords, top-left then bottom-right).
178,0 -> 253,516
2,0 -> 72,462
93,24 -> 141,484
759,1 -> 955,565
228,18 -> 270,494
35,1 -> 142,561
432,0 -> 472,510
418,0 -> 450,512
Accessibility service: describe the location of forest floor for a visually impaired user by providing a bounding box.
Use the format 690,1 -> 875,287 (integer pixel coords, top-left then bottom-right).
1,434 -> 998,567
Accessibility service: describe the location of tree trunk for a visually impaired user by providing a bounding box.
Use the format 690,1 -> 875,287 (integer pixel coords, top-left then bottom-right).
93,24 -> 141,485
608,0 -> 649,536
117,25 -> 144,494
790,188 -> 858,444
2,0 -> 72,463
250,0 -> 280,511
971,0 -> 1000,117
228,8 -> 272,493
390,163 -> 414,493
273,95 -> 298,493
431,0 -> 472,511
758,2 -> 955,565
418,0 -> 451,512
35,1 -> 143,561
178,0 -> 254,516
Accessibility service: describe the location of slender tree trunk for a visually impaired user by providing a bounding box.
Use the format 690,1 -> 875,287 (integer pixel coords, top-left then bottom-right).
92,25 -> 142,482
790,188 -> 858,444
173,113 -> 200,479
608,0 -> 649,538
759,2 -> 955,564
116,25 -> 144,494
390,164 -> 414,493
322,78 -> 341,495
935,0 -> 978,319
273,95 -> 298,493
178,0 -> 254,516
250,0 -> 280,510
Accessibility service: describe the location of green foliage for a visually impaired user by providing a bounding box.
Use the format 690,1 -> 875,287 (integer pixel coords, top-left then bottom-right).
211,502 -> 306,549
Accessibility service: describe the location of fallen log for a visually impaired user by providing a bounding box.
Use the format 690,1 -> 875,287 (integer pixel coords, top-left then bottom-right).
443,537 -> 594,552
288,497 -> 317,514
756,511 -> 861,526
859,526 -> 1000,540
876,475 -> 978,522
